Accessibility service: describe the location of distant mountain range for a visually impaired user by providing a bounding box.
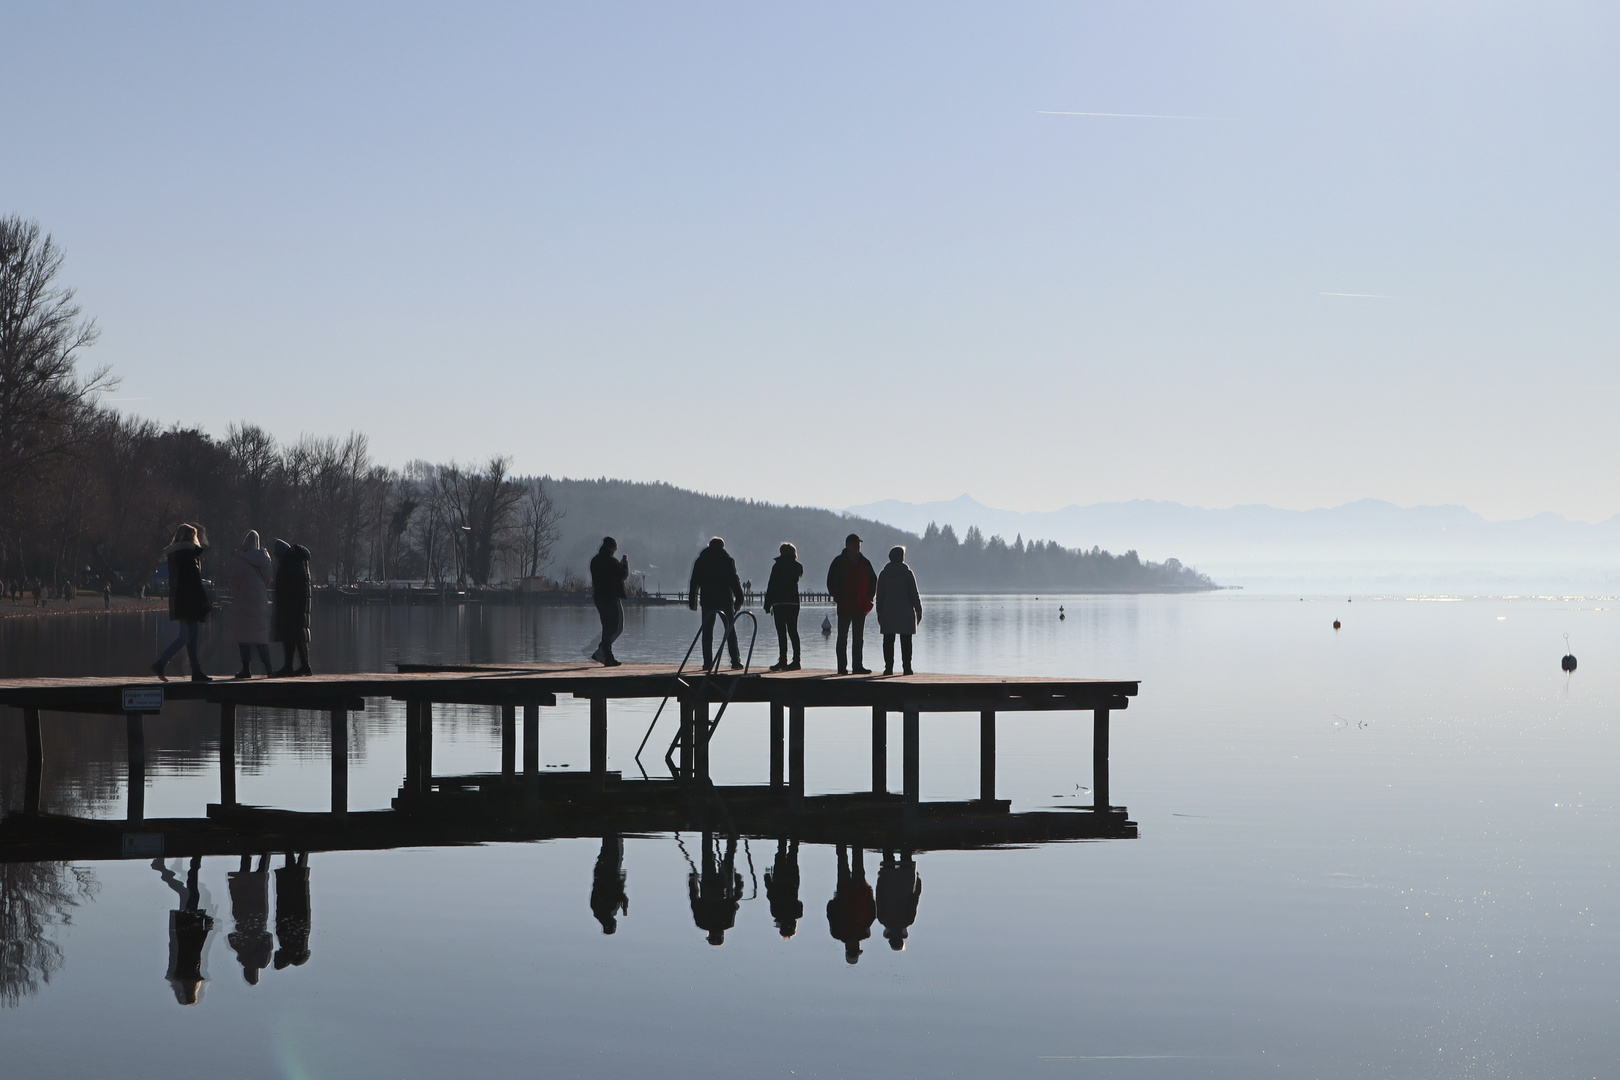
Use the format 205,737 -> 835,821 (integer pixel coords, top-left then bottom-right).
844,496 -> 1620,594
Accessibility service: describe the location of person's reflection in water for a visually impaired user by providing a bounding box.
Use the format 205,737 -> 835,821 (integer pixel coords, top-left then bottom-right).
876,850 -> 923,951
590,835 -> 629,934
273,853 -> 311,970
153,856 -> 214,1005
688,832 -> 743,946
227,854 -> 273,984
764,837 -> 803,938
825,844 -> 874,964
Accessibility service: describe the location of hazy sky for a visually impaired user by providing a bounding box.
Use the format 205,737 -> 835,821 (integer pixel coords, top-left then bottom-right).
5,3 -> 1617,521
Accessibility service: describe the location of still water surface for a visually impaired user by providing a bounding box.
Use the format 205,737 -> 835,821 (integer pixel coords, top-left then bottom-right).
1,594 -> 1616,1078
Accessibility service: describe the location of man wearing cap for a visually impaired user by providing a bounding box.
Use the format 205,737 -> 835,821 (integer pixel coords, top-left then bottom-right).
590,537 -> 630,666
689,537 -> 746,670
826,533 -> 878,675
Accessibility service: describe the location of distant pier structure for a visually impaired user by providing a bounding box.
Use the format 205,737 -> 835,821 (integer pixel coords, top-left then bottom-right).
0,665 -> 1137,859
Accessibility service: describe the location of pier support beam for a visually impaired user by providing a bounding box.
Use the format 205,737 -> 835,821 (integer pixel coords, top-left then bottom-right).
590,697 -> 608,778
872,707 -> 887,794
404,700 -> 421,795
126,712 -> 145,824
902,710 -> 919,803
219,703 -> 237,807
693,699 -> 710,782
501,704 -> 516,782
788,705 -> 805,805
679,701 -> 694,778
1093,708 -> 1110,811
23,707 -> 42,816
331,707 -> 348,818
523,702 -> 540,811
418,702 -> 433,794
979,710 -> 996,803
769,702 -> 784,787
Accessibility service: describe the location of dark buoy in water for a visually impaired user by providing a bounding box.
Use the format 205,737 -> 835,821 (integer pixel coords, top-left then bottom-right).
1562,633 -> 1577,672
1333,620 -> 1341,630
821,614 -> 833,636
1059,604 -> 1066,621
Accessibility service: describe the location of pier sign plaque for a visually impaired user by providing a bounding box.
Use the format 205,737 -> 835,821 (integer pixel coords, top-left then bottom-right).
122,833 -> 164,857
121,687 -> 164,713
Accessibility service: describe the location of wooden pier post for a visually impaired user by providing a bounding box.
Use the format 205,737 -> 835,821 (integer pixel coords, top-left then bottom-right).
679,700 -> 694,778
1093,708 -> 1110,810
420,701 -> 434,792
788,704 -> 805,804
902,710 -> 919,803
403,700 -> 421,795
590,697 -> 608,778
769,702 -> 784,787
331,707 -> 348,818
23,707 -> 42,815
693,698 -> 710,781
523,702 -> 540,811
501,704 -> 516,782
126,712 -> 145,824
979,710 -> 996,802
219,702 -> 237,807
872,707 -> 887,794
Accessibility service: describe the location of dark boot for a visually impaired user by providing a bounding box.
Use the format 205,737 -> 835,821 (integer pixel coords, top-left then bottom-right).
151,661 -> 168,683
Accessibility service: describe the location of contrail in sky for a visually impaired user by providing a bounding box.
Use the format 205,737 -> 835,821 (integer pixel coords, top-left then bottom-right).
1037,109 -> 1228,120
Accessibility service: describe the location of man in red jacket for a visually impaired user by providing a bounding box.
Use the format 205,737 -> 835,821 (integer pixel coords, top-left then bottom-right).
825,533 -> 878,675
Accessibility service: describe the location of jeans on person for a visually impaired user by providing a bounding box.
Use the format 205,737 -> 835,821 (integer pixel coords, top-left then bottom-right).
157,621 -> 203,673
595,597 -> 624,660
238,643 -> 272,673
772,604 -> 800,662
882,633 -> 913,674
701,606 -> 741,669
836,613 -> 866,672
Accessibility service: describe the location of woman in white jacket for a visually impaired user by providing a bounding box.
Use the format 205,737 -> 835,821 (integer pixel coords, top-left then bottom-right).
225,531 -> 275,679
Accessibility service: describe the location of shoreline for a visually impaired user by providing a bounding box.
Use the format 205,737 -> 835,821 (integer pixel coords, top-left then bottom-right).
0,597 -> 170,620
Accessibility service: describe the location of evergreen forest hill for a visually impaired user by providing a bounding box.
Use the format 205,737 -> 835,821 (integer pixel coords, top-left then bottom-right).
541,478 -> 1216,595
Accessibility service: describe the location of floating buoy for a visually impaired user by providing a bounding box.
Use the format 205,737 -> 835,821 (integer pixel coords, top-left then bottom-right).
821,615 -> 832,635
1059,605 -> 1065,621
1562,633 -> 1577,672
1333,620 -> 1341,630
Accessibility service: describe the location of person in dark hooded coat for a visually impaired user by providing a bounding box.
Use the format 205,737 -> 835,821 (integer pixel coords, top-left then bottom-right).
762,543 -> 803,671
272,540 -> 313,677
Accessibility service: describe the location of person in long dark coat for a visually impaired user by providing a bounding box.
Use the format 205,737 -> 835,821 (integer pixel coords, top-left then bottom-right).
151,523 -> 212,682
154,855 -> 215,1005
874,545 -> 923,676
825,534 -> 878,675
688,538 -> 745,671
227,854 -> 273,984
876,850 -> 923,951
825,844 -> 874,964
273,853 -> 311,970
762,543 -> 803,671
590,834 -> 629,934
272,540 -> 313,677
764,837 -> 803,938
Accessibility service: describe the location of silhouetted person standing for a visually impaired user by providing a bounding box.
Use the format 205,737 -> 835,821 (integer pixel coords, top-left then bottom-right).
273,853 -> 311,970
875,545 -> 923,676
764,837 -> 803,939
226,531 -> 275,678
273,540 -> 313,677
688,833 -> 743,946
151,524 -> 212,682
688,537 -> 745,671
227,854 -> 273,985
826,534 -> 877,675
876,850 -> 923,952
590,834 -> 629,934
589,537 -> 629,667
763,542 -> 804,671
826,844 -> 874,964
154,855 -> 214,1005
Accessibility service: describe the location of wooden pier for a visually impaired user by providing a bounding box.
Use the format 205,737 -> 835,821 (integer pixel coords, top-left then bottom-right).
0,663 -> 1137,858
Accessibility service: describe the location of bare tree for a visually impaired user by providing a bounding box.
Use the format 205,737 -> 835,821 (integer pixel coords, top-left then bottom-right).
514,477 -> 563,579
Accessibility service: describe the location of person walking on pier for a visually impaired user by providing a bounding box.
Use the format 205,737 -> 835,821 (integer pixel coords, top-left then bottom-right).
226,531 -> 275,679
826,534 -> 878,675
765,837 -> 803,938
876,850 -> 923,951
272,540 -> 313,677
227,854 -> 274,984
875,545 -> 923,676
762,542 -> 803,671
590,834 -> 629,934
589,537 -> 629,667
151,524 -> 212,683
154,855 -> 214,1005
688,537 -> 744,671
825,844 -> 875,964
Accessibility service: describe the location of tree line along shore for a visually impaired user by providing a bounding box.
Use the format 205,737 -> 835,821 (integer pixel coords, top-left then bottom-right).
0,215 -> 1215,598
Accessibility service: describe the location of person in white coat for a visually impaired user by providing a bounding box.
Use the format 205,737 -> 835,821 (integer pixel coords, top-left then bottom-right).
874,545 -> 923,676
225,531 -> 275,679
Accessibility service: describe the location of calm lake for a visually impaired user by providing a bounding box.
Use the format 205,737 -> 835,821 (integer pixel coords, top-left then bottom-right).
1,593 -> 1615,1078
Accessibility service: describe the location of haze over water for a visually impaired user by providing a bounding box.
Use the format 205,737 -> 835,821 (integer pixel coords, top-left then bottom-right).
2,594 -> 1614,1078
